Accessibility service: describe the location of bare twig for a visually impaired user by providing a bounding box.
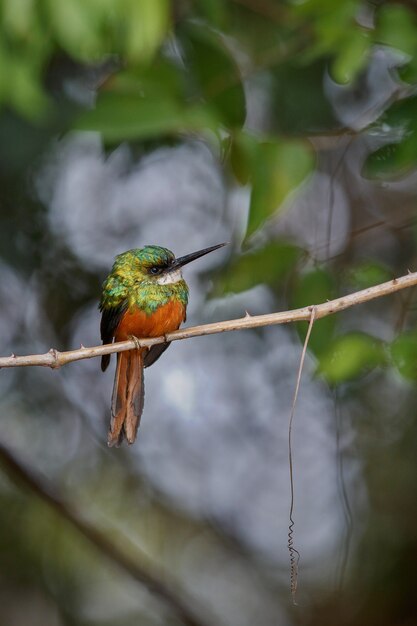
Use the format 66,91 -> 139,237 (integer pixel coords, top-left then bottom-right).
0,441 -> 215,626
0,272 -> 416,369
287,307 -> 316,605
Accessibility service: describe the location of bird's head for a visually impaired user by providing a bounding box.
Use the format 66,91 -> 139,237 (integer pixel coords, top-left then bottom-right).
118,242 -> 228,285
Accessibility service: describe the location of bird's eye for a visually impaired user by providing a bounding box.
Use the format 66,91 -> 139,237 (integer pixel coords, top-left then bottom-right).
150,267 -> 160,275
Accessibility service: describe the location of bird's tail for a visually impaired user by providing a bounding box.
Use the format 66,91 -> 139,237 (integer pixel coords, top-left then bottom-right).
108,349 -> 145,447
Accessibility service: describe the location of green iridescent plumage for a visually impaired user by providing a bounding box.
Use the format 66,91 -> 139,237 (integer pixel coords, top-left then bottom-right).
99,245 -> 189,374
100,246 -> 189,315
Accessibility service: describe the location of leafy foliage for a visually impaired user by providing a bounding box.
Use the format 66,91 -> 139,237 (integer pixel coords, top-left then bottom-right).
230,132 -> 314,235
213,241 -> 301,295
391,331 -> 417,381
1,0 -> 417,377
2,2 -> 417,624
317,332 -> 386,384
347,262 -> 392,290
179,22 -> 246,128
364,96 -> 417,179
2,0 -> 417,383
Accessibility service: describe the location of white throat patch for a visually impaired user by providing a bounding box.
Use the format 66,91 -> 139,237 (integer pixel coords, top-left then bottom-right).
156,268 -> 183,285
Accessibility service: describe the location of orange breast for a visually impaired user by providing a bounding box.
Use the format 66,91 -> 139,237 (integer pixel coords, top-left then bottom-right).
115,300 -> 186,341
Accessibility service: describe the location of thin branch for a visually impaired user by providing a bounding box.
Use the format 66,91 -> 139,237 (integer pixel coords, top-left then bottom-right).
0,272 -> 416,369
0,441 -> 215,626
287,307 -> 316,605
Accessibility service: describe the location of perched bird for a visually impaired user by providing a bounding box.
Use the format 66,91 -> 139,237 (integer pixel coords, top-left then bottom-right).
100,243 -> 227,446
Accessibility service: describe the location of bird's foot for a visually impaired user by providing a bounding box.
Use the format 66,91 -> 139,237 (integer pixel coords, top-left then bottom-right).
128,335 -> 142,351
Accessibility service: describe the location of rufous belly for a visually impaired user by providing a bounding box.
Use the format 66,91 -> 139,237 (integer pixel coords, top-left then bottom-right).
115,300 -> 186,341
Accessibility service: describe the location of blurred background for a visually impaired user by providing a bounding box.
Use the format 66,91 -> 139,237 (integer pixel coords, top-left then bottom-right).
1,0 -> 417,624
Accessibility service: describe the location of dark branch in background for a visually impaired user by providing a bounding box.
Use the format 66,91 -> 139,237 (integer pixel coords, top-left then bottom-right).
1,271 -> 417,369
0,442 -> 215,626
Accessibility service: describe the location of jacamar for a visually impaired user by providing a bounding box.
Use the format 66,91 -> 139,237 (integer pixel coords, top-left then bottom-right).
100,243 -> 227,446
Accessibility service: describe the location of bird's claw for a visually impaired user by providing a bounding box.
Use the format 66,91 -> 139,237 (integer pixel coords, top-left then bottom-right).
128,335 -> 142,351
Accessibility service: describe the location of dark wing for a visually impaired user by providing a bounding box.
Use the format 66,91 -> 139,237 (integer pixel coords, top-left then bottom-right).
144,342 -> 171,368
100,302 -> 127,372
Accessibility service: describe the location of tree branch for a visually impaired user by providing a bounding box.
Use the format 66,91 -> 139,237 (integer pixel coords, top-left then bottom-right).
1,272 -> 416,369
0,441 -> 215,626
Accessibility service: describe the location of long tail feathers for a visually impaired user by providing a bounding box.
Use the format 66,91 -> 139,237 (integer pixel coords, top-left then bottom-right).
108,350 -> 145,447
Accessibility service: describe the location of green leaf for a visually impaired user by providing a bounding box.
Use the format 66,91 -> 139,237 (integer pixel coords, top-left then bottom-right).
230,131 -> 258,184
45,0 -> 106,61
376,4 -> 417,58
365,137 -> 417,179
75,92 -> 218,142
45,0 -> 169,63
213,241 -> 301,295
295,0 -> 364,69
2,0 -> 38,39
193,0 -> 230,29
391,331 -> 417,381
0,45 -> 48,120
291,268 -> 337,356
105,61 -> 185,101
317,333 -> 386,385
271,60 -> 340,135
331,28 -> 370,84
180,23 -> 246,128
347,262 -> 392,290
122,0 -> 170,63
398,58 -> 417,85
246,138 -> 314,236
364,95 -> 417,179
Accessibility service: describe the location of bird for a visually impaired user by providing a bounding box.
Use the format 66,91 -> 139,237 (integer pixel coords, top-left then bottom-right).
99,242 -> 227,446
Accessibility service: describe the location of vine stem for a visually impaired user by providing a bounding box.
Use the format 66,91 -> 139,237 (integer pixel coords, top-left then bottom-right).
288,307 -> 316,604
0,272 -> 415,369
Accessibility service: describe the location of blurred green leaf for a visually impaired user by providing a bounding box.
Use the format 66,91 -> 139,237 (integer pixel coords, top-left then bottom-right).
45,0 -> 107,61
44,0 -> 169,63
122,0 -> 170,62
193,0 -> 230,29
230,131 -> 258,184
294,0 -> 370,84
0,45 -> 48,120
376,4 -> 417,58
364,96 -> 417,179
317,332 -> 386,384
180,23 -> 246,128
295,0 -> 364,69
213,241 -> 301,295
331,27 -> 370,84
2,0 -> 39,39
75,92 -> 218,142
347,262 -> 392,290
391,331 -> 417,381
246,137 -> 314,236
365,137 -> 417,179
105,61 -> 185,100
271,60 -> 340,135
291,268 -> 337,356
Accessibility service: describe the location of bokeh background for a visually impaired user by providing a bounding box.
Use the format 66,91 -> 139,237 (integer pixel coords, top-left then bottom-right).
1,1 -> 417,625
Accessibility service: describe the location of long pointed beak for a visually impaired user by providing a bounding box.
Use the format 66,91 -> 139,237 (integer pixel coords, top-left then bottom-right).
172,242 -> 228,269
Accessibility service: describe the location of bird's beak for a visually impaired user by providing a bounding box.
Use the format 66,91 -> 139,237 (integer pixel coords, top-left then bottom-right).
171,242 -> 228,269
